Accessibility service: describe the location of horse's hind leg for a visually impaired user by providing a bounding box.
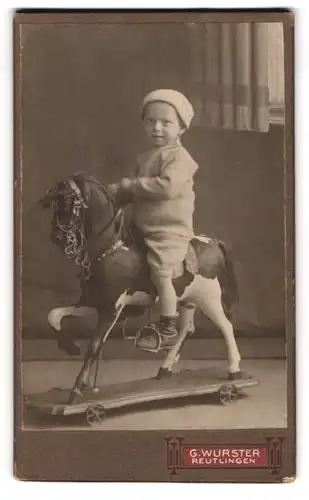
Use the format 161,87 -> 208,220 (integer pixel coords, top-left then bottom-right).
193,276 -> 241,375
157,303 -> 196,379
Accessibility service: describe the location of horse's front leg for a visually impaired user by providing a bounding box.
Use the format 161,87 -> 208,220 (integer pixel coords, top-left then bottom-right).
156,303 -> 196,379
67,317 -> 107,404
67,305 -> 125,404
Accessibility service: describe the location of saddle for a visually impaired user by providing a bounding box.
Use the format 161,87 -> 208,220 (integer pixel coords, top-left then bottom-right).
176,241 -> 199,278
120,213 -> 222,296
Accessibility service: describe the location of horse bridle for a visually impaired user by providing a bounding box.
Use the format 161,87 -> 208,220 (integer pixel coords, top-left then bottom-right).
53,177 -> 123,279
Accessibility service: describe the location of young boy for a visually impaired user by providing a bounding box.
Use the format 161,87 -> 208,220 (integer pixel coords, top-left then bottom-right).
109,89 -> 198,337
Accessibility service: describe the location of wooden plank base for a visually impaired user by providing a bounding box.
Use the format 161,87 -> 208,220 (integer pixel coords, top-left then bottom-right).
25,367 -> 259,420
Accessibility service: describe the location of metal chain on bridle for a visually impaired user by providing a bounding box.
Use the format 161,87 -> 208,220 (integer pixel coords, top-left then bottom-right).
54,191 -> 91,279
53,178 -> 122,281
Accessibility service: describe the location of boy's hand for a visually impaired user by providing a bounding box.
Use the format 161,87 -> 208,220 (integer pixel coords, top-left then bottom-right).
108,179 -> 135,206
108,178 -> 133,194
119,178 -> 133,190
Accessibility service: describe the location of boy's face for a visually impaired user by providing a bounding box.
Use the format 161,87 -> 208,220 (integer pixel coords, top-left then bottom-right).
143,101 -> 185,147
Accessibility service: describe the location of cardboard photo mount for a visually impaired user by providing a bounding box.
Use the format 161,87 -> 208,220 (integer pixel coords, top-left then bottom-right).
14,10 -> 295,483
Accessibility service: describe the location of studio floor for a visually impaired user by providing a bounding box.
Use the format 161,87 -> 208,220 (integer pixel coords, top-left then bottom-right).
21,358 -> 287,430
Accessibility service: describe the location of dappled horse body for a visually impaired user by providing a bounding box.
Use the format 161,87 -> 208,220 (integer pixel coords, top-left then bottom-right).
40,172 -> 243,404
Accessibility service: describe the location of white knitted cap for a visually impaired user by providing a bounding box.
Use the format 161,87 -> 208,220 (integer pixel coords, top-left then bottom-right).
141,89 -> 194,129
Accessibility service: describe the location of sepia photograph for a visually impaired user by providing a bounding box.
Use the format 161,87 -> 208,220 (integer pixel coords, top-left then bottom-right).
14,10 -> 295,482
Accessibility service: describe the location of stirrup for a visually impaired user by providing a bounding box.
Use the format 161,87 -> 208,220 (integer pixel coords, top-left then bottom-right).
134,324 -> 178,354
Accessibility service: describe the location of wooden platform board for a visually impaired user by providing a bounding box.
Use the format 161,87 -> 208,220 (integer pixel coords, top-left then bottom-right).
24,368 -> 259,420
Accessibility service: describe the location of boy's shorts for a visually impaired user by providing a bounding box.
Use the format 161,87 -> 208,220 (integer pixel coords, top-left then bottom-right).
144,233 -> 191,278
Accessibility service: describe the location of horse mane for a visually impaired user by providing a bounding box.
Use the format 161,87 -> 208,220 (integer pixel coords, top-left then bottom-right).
71,171 -> 143,252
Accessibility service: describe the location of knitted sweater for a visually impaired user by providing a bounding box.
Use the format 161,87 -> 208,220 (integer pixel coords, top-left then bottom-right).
130,143 -> 198,238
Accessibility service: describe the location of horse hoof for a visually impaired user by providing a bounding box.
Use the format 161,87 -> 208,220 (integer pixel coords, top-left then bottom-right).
57,339 -> 80,356
67,392 -> 79,405
156,367 -> 173,380
228,371 -> 253,381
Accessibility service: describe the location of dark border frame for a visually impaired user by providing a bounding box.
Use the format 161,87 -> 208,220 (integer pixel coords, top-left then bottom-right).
13,10 -> 295,483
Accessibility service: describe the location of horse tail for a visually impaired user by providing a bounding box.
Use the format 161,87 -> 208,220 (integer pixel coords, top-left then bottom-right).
217,240 -> 239,321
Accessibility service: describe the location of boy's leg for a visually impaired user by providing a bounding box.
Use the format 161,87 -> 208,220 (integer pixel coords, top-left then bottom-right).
151,272 -> 178,336
143,233 -> 190,338
151,273 -> 177,317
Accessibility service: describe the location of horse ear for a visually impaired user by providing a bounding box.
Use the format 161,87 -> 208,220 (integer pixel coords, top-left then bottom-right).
71,171 -> 84,188
73,171 -> 86,181
72,171 -> 87,191
71,171 -> 91,204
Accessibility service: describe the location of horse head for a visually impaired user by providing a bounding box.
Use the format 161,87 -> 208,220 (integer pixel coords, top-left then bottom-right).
39,172 -> 122,270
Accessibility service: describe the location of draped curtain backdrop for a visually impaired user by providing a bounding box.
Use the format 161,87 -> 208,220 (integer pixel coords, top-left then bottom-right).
189,22 -> 270,132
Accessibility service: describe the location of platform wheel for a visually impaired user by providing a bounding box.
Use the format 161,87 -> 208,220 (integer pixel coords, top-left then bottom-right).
218,384 -> 238,406
86,404 -> 106,426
